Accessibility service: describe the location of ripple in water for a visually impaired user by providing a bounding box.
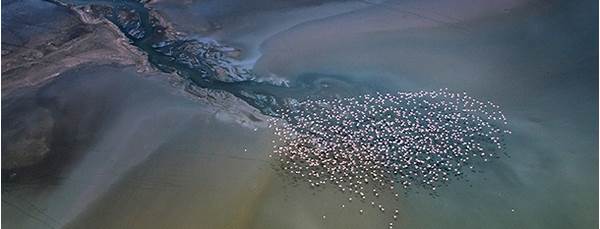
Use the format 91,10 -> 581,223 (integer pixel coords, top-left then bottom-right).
268,89 -> 511,227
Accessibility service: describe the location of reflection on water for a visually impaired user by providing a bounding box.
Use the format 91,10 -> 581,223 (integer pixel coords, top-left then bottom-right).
2,0 -> 598,228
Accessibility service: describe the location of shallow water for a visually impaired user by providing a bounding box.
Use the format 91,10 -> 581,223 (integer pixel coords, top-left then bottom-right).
251,0 -> 599,228
1,65 -> 268,228
2,0 -> 598,228
1,65 -> 394,229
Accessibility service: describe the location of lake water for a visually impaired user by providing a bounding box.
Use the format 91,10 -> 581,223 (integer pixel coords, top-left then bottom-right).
2,0 -> 597,228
